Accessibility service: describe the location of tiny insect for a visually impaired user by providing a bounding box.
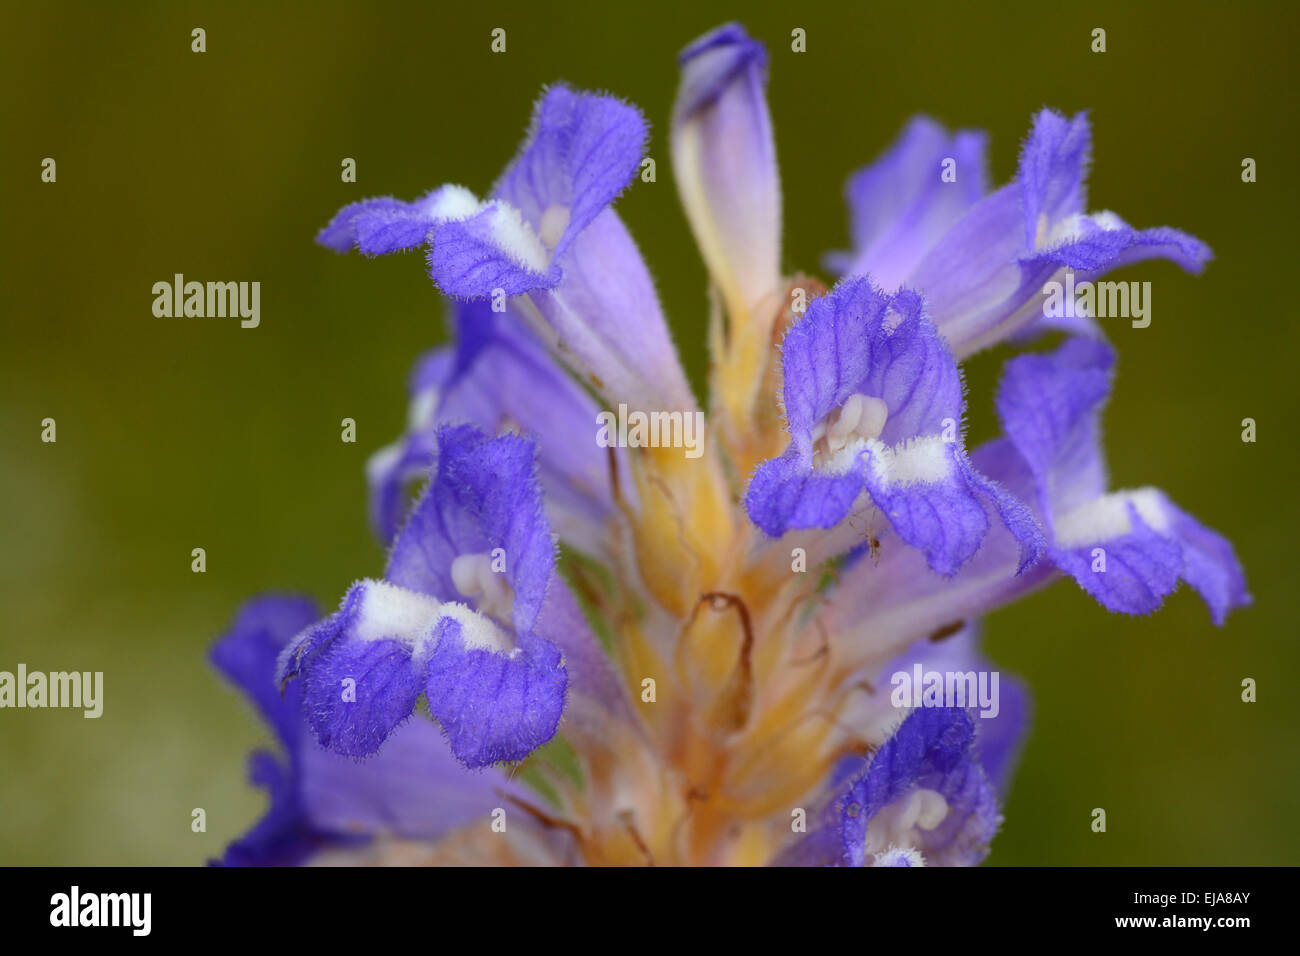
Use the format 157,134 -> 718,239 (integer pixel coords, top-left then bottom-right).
863,510 -> 883,565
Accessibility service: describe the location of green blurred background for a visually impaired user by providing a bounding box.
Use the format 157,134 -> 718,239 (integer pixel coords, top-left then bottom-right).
2,0 -> 1295,865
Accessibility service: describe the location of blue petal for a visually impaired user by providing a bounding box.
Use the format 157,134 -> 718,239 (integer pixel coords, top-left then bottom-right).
300,632 -> 426,758
490,85 -> 694,411
1165,500 -> 1252,626
994,335 -> 1114,521
745,448 -> 865,535
861,443 -> 990,577
318,186 -> 493,257
1027,215 -> 1212,275
386,425 -> 555,634
907,109 -> 1210,356
278,581 -> 437,757
831,115 -> 989,288
428,202 -> 557,297
424,617 -> 567,768
1052,504 -> 1183,616
837,708 -> 999,867
211,595 -> 318,746
995,337 -> 1250,622
1018,108 -> 1091,249
368,301 -> 617,551
747,278 -> 1039,575
863,446 -> 1044,577
493,84 -> 648,264
318,197 -> 407,253
1052,489 -> 1250,623
776,281 -> 954,457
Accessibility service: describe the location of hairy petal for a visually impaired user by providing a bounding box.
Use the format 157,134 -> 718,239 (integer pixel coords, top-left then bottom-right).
387,426 -> 555,633
424,618 -> 567,768
747,278 -> 1038,574
907,109 -> 1210,356
318,185 -> 491,257
995,338 -> 1249,622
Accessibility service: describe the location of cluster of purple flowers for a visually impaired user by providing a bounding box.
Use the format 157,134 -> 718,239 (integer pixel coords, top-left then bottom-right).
212,23 -> 1247,866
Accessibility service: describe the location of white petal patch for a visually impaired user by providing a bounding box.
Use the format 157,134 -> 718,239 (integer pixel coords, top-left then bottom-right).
483,201 -> 552,274
355,579 -> 444,643
434,601 -> 514,655
352,581 -> 512,656
862,435 -> 953,488
418,186 -> 552,274
1041,209 -> 1127,249
1053,487 -> 1170,548
423,184 -> 488,222
872,846 -> 926,867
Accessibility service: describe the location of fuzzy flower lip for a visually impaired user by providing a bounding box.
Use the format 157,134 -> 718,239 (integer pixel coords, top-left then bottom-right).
275,426 -> 569,769
428,84 -> 648,297
319,83 -> 694,412
991,336 -> 1250,624
318,184 -> 489,258
316,79 -> 653,289
745,277 -> 1043,577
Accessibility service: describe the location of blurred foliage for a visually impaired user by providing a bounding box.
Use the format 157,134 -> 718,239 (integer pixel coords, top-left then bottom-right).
1,0 -> 1296,864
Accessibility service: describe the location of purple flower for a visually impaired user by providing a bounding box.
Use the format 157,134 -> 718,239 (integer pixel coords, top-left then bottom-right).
831,109 -> 1212,355
990,336 -> 1250,623
277,426 -> 573,768
745,276 -> 1043,578
214,22 -> 1247,867
775,708 -> 1000,867
321,86 -> 695,414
